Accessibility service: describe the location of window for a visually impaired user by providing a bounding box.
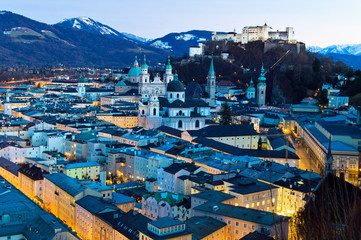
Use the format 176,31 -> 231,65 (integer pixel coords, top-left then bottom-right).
244,224 -> 247,228
178,120 -> 183,129
170,93 -> 173,98
236,222 -> 239,226
153,108 -> 157,116
227,220 -> 231,225
177,93 -> 179,98
195,120 -> 200,128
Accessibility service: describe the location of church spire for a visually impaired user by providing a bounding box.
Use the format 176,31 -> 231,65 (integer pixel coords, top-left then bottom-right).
5,92 -> 9,103
134,56 -> 139,67
207,57 -> 216,107
258,66 -> 266,85
208,57 -> 215,77
166,56 -> 172,70
141,55 -> 148,69
325,136 -> 333,175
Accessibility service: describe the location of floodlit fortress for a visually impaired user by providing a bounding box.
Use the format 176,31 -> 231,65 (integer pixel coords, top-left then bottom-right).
212,23 -> 295,44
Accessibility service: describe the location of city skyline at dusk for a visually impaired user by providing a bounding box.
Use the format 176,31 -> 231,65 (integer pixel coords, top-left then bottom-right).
2,0 -> 361,47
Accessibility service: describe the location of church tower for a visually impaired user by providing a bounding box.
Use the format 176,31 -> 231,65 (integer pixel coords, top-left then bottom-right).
139,56 -> 150,98
128,57 -> 142,83
4,92 -> 11,116
257,66 -> 267,106
207,57 -> 216,106
77,75 -> 86,98
246,79 -> 256,99
163,57 -> 174,84
325,136 -> 333,176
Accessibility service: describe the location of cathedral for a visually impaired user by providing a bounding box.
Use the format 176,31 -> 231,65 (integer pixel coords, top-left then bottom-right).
245,66 -> 267,106
138,57 -> 214,130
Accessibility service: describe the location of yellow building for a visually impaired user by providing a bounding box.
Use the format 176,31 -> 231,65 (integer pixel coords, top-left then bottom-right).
0,157 -> 21,188
63,162 -> 102,180
192,202 -> 289,239
272,176 -> 319,217
113,192 -> 135,213
75,195 -> 119,240
223,176 -> 279,213
18,164 -> 46,202
43,173 -> 101,230
97,112 -> 138,128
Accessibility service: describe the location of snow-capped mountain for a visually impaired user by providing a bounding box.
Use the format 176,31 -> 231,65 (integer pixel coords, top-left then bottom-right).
121,32 -> 152,43
0,11 -> 168,66
148,30 -> 214,56
308,44 -> 361,70
55,17 -> 123,38
309,44 -> 361,56
56,17 -> 216,55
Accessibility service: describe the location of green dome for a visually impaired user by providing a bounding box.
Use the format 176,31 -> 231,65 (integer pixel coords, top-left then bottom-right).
141,57 -> 148,69
166,58 -> 172,70
247,79 -> 255,92
247,86 -> 255,92
167,75 -> 184,92
128,66 -> 142,76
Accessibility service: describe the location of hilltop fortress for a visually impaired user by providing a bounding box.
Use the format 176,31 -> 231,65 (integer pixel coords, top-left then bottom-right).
212,23 -> 296,44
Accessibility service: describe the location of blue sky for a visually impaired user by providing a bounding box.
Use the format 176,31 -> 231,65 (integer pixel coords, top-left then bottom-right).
3,0 -> 361,47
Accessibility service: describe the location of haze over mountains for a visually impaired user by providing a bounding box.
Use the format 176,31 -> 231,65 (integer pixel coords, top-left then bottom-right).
0,10 -> 360,69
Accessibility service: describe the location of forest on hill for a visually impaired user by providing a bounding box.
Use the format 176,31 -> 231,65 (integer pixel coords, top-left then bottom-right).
171,41 -> 359,105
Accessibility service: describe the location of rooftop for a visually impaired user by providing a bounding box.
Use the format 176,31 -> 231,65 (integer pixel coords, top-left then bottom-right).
63,161 -> 101,169
186,216 -> 226,240
193,202 -> 289,226
191,190 -> 235,203
150,217 -> 183,229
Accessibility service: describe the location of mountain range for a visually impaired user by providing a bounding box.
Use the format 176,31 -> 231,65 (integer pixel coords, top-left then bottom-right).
0,11 -> 213,66
309,44 -> 361,70
0,10 -> 360,69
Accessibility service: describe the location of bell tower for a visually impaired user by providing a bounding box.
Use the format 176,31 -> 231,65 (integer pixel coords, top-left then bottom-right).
4,92 -> 11,116
257,66 -> 267,106
207,57 -> 216,106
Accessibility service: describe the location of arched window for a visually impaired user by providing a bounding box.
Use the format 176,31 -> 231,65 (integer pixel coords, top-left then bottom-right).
153,108 -> 157,116
177,110 -> 183,116
178,120 -> 183,129
142,110 -> 145,115
177,93 -> 179,98
261,91 -> 264,94
195,120 -> 200,128
170,93 -> 173,98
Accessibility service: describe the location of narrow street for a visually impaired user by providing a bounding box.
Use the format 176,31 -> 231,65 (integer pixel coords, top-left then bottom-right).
287,135 -> 320,174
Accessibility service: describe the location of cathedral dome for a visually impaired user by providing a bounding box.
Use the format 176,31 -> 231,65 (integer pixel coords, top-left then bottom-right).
167,74 -> 184,92
128,66 -> 141,76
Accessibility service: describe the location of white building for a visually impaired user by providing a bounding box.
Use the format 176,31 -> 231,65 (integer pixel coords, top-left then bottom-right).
189,43 -> 205,57
142,192 -> 191,221
212,23 -> 295,44
139,59 -> 213,131
328,92 -> 349,109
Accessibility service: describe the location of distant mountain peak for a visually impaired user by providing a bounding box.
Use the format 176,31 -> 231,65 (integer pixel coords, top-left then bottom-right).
56,17 -> 121,37
309,43 -> 361,56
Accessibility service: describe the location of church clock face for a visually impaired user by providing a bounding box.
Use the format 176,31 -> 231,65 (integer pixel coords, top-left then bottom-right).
153,104 -> 156,107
